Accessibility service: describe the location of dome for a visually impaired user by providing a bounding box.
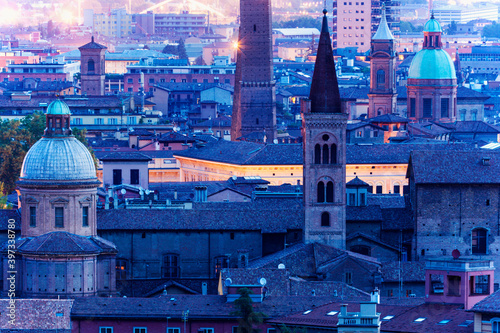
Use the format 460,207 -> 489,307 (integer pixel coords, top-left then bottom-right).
424,18 -> 442,32
20,137 -> 96,181
408,49 -> 456,80
47,99 -> 71,115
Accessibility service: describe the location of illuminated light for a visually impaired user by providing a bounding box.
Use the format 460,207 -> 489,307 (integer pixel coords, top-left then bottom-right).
233,41 -> 239,49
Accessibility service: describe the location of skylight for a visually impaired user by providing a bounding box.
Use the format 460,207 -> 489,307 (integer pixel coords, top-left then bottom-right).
414,317 -> 426,323
459,320 -> 474,327
326,311 -> 338,316
382,315 -> 394,320
303,310 -> 312,315
437,320 -> 451,325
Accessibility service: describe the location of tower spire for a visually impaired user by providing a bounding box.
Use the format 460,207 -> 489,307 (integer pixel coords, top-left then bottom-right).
372,3 -> 394,40
308,9 -> 342,114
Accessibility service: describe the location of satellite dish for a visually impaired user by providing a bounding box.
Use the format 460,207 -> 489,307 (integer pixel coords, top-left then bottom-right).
278,264 -> 285,269
273,139 -> 278,144
121,189 -> 126,195
259,278 -> 267,286
139,190 -> 144,195
145,189 -> 151,195
224,278 -> 232,287
452,249 -> 461,259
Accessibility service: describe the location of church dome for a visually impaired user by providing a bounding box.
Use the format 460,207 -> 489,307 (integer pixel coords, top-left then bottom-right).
20,137 -> 96,181
47,99 -> 71,115
408,49 -> 456,80
424,17 -> 442,32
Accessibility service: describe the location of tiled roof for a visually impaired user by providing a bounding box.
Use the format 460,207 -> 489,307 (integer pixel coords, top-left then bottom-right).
367,194 -> 406,208
471,289 -> 500,313
381,208 -> 413,231
99,152 -> 152,161
71,295 -> 343,320
0,299 -> 73,330
456,86 -> 490,100
453,121 -> 500,133
0,95 -> 123,109
193,116 -> 232,128
0,80 -> 74,92
369,114 -> 409,123
97,200 -> 303,232
346,205 -> 384,221
159,131 -> 195,143
0,209 -> 21,231
347,176 -> 369,187
117,278 -> 219,297
17,232 -> 117,255
347,232 -> 400,252
79,37 -> 106,49
381,261 -> 426,282
408,150 -> 500,184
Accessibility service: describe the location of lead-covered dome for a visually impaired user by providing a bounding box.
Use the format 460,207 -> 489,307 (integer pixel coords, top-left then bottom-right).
408,49 -> 456,80
424,17 -> 442,32
20,137 -> 96,181
47,99 -> 71,115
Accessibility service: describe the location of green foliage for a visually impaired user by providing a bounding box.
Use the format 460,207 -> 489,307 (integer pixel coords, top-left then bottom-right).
177,39 -> 189,60
72,127 -> 98,169
162,44 -> 178,55
0,182 -> 12,209
279,324 -> 307,333
400,21 -> 417,33
483,22 -> 500,38
273,16 -> 322,31
0,119 -> 31,193
231,288 -> 265,333
194,55 -> 206,65
447,21 -> 458,35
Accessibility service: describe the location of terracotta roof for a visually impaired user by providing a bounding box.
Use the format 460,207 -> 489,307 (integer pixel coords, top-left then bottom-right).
97,200 -> 303,232
17,232 -> 117,255
369,114 -> 409,123
471,289 -> 500,313
79,36 -> 107,50
99,152 -> 152,162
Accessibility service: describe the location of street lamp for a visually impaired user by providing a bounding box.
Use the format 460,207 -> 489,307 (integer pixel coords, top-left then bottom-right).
182,310 -> 189,333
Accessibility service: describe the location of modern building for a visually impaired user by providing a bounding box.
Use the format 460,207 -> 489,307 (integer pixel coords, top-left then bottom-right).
133,11 -> 207,37
92,8 -> 133,38
407,16 -> 457,122
301,9 -> 348,249
433,4 -> 499,25
2,100 -> 117,297
231,0 -> 277,142
0,62 -> 80,83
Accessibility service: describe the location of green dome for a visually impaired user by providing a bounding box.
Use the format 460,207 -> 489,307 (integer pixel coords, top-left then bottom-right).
47,99 -> 71,115
408,49 -> 456,80
424,18 -> 442,32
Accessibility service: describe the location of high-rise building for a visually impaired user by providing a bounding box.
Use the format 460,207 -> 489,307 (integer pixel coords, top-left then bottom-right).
79,37 -> 107,96
301,9 -> 348,249
93,8 -> 132,38
231,0 -> 277,142
368,5 -> 397,118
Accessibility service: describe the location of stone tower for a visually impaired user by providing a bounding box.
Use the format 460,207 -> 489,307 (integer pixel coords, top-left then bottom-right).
231,0 -> 277,142
301,10 -> 348,249
79,36 -> 107,96
368,5 -> 397,118
5,100 -> 117,298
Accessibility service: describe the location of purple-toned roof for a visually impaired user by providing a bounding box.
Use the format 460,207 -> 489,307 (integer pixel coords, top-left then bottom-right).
17,232 -> 117,255
99,152 -> 152,162
471,289 -> 500,314
78,36 -> 107,50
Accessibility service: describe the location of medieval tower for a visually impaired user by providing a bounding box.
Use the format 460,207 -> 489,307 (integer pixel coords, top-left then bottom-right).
368,5 -> 397,118
79,36 -> 107,96
231,0 -> 277,142
301,9 -> 348,249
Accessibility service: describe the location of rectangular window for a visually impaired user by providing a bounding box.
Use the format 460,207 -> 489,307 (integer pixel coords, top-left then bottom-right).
167,329 -> 181,333
472,275 -> 490,295
199,329 -> 214,333
130,169 -> 140,185
410,98 -> 416,117
423,98 -> 432,118
127,78 -> 133,83
113,169 -> 122,185
82,207 -> 89,227
441,98 -> 449,118
447,275 -> 461,296
134,328 -> 147,333
393,185 -> 400,194
360,193 -> 366,206
376,185 -> 383,194
345,272 -> 352,284
163,254 -> 180,278
55,207 -> 64,228
348,193 -> 356,206
30,206 -> 36,227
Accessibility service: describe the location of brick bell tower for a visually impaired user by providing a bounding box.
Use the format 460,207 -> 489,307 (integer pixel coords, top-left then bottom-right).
79,36 -> 106,96
301,9 -> 348,249
368,4 -> 397,118
231,0 -> 277,142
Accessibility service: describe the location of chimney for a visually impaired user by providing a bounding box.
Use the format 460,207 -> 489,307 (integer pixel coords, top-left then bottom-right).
174,190 -> 178,200
194,186 -> 208,202
370,288 -> 380,304
340,304 -> 347,316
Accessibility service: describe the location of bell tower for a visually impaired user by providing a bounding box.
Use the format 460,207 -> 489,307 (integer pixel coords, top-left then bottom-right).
301,9 -> 348,249
79,36 -> 107,96
368,4 -> 397,118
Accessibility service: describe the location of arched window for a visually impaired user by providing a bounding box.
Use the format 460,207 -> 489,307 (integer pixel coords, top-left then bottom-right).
326,181 -> 334,203
330,144 -> 337,164
472,228 -> 488,254
321,212 -> 330,226
322,144 -> 329,164
376,69 -> 385,88
314,144 -> 321,164
88,59 -> 95,72
317,181 -> 325,203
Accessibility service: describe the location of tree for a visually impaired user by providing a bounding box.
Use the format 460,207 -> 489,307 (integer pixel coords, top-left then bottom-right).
47,20 -> 54,38
162,44 -> 178,55
482,22 -> 500,39
0,182 -> 12,209
0,119 -> 31,193
231,288 -> 265,333
273,16 -> 322,31
177,39 -> 188,61
21,111 -> 45,147
72,127 -> 98,169
447,21 -> 457,35
194,55 -> 206,65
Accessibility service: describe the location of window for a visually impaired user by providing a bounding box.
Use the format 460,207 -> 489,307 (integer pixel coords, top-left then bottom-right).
376,185 -> 383,194
331,144 -> 337,164
345,272 -> 352,284
199,329 -> 214,333
55,207 -> 64,228
116,259 -> 127,280
441,98 -> 449,118
472,228 -> 487,254
492,319 -> 500,333
447,275 -> 461,296
409,98 -> 416,117
130,169 -> 140,185
472,275 -> 490,295
163,254 -> 180,278
317,181 -> 325,203
82,207 -> 89,227
348,193 -> 356,206
149,78 -> 154,84
30,206 -> 36,227
423,98 -> 432,118
376,69 -> 385,88
167,329 -> 181,333
314,144 -> 321,164
326,181 -> 334,203
134,328 -> 147,333
322,144 -> 329,164
113,169 -> 122,185
393,184 -> 400,194
321,212 -> 330,226
100,328 -> 113,333
214,256 -> 229,276
88,59 -> 95,72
